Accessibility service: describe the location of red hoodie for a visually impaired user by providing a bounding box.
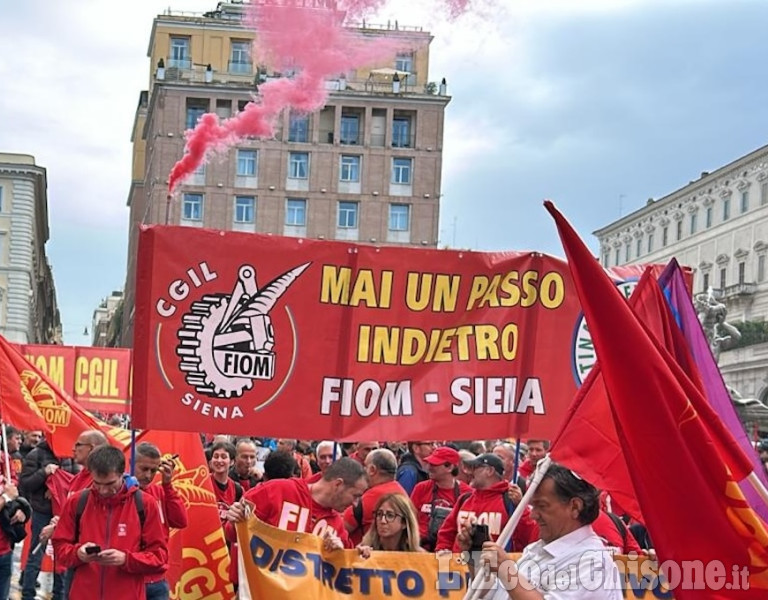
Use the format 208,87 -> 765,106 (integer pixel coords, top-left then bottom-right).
435,480 -> 536,552
225,477 -> 351,547
52,483 -> 168,600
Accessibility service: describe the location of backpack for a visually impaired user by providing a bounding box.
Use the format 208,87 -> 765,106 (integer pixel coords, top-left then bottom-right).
423,481 -> 460,551
75,488 -> 146,549
606,511 -> 628,550
234,481 -> 243,502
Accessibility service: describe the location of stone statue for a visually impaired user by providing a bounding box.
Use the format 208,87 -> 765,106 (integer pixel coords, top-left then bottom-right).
694,289 -> 741,363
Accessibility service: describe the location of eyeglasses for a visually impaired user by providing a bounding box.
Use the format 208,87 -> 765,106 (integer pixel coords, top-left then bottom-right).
74,442 -> 93,449
374,510 -> 403,523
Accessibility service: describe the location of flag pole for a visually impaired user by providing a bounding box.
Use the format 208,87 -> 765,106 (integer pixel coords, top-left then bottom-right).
463,455 -> 552,600
0,421 -> 10,483
747,471 -> 768,509
129,429 -> 137,475
511,439 -> 521,484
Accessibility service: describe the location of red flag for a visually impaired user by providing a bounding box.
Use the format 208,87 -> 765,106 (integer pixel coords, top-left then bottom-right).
130,430 -> 235,600
46,468 -> 76,515
545,201 -> 768,598
0,335 -> 122,457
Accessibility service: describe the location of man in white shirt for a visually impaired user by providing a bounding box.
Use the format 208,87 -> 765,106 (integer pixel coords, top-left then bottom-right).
457,463 -> 622,599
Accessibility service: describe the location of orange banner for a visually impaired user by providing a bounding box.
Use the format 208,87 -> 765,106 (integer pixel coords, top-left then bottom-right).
17,344 -> 132,412
135,430 -> 235,600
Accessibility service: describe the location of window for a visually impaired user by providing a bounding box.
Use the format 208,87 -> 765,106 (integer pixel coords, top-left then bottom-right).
182,193 -> 203,221
741,190 -> 749,213
738,261 -> 746,284
340,115 -> 359,145
288,113 -> 309,143
614,248 -> 620,265
237,149 -> 257,176
230,40 -> 251,73
392,118 -> 411,148
234,196 -> 255,223
289,152 -> 309,179
759,255 -> 766,282
285,199 -> 306,226
169,37 -> 190,69
647,233 -> 653,254
624,243 -> 630,262
395,53 -> 413,73
690,213 -> 697,235
635,238 -> 642,257
392,158 -> 412,184
676,220 -> 682,241
337,201 -> 358,228
702,272 -> 710,292
719,268 -> 726,290
186,99 -> 208,130
389,204 -> 410,231
706,206 -> 713,228
761,182 -> 768,206
340,155 -> 360,182
602,252 -> 609,265
0,186 -> 3,212
662,226 -> 668,247
723,197 -> 731,221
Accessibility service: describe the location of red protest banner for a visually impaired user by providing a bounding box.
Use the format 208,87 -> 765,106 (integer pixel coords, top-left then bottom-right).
18,345 -> 132,412
132,225 -> 663,440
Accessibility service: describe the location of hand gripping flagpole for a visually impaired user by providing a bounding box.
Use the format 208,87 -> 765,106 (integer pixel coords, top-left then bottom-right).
463,455 -> 552,600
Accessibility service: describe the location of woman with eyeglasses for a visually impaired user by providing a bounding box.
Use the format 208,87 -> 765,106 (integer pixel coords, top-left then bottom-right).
357,493 -> 424,557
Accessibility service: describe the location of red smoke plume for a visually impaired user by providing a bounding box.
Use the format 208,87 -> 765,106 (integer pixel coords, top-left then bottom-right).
167,0 -> 472,192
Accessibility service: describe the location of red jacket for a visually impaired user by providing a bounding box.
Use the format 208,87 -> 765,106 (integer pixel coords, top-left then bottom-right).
0,457 -> 17,556
52,483 -> 168,600
435,480 -> 536,552
142,482 -> 188,539
66,468 -> 93,502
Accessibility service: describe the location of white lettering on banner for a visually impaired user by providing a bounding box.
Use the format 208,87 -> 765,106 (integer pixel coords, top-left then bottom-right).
278,502 -> 310,531
320,378 -> 413,416
181,393 -> 244,419
312,519 -> 333,537
458,510 -> 503,536
155,262 -> 218,317
450,377 -> 544,415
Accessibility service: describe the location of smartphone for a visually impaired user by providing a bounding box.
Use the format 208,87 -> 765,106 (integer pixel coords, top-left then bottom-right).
469,524 -> 490,552
85,545 -> 102,555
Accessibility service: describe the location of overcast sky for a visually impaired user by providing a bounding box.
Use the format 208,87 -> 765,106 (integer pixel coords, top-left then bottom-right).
2,0 -> 768,345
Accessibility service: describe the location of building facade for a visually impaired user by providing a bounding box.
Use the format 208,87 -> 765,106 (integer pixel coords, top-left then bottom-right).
119,1 -> 450,345
0,153 -> 62,344
91,290 -> 124,347
594,142 -> 768,402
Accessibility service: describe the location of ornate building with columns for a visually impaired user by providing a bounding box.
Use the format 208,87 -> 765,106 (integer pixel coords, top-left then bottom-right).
594,142 -> 768,404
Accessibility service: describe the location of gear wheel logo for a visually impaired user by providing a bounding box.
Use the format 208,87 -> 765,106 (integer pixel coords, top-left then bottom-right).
176,262 -> 310,398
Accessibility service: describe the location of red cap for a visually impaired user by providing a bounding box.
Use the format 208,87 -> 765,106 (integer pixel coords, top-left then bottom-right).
424,446 -> 460,466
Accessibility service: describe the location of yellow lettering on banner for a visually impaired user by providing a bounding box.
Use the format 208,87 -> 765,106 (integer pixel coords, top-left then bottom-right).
357,324 -> 518,365
466,270 -> 566,311
74,357 -> 88,396
405,273 -> 460,312
74,357 -> 121,398
28,355 -> 65,388
320,266 -> 392,308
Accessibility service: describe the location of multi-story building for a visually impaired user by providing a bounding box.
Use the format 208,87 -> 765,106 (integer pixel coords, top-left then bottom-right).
593,142 -> 768,405
0,153 -> 62,344
91,290 -> 124,347
119,1 -> 450,345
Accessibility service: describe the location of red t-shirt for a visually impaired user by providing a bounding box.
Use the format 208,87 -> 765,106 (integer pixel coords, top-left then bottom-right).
211,476 -> 239,524
410,479 -> 472,541
342,479 -> 409,546
238,477 -> 351,547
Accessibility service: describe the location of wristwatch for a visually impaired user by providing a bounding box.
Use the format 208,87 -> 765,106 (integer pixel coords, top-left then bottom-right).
1,493 -> 11,504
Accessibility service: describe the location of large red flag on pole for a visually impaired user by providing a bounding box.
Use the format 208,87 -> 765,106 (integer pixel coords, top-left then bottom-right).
0,335 -> 123,457
545,200 -> 768,598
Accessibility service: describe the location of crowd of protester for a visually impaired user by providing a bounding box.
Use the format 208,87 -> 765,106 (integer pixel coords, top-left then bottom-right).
0,424 -> 667,599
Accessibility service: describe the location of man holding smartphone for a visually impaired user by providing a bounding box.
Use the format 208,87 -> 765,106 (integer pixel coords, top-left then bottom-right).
52,446 -> 168,600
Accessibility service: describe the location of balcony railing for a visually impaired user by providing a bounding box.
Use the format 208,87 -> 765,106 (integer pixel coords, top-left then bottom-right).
713,283 -> 757,299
